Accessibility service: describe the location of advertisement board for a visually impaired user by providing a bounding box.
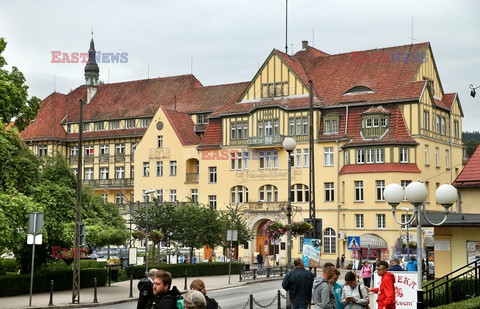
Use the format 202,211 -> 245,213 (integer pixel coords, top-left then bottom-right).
373,271 -> 417,309
302,238 -> 321,268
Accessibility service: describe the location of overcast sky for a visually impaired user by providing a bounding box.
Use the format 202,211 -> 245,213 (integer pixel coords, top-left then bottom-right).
1,0 -> 479,131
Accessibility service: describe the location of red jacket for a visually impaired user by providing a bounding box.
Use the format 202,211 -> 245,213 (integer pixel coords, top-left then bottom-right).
371,271 -> 396,309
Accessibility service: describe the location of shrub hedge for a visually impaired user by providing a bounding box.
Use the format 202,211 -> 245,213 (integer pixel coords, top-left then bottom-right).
126,262 -> 244,279
0,258 -> 19,273
0,268 -> 107,297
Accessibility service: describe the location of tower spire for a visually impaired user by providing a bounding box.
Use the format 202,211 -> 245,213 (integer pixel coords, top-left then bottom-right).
84,36 -> 99,86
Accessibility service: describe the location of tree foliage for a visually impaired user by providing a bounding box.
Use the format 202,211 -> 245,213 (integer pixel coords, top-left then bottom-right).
0,125 -> 128,272
0,37 -> 40,131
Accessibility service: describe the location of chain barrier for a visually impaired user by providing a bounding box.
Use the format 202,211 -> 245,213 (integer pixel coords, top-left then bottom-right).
252,293 -> 279,308
238,297 -> 251,309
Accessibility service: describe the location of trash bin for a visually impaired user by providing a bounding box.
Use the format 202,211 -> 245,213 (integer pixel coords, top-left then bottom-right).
245,264 -> 250,271
111,269 -> 119,281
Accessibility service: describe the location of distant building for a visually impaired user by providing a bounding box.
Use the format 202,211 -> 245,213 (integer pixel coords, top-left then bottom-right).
22,39 -> 464,265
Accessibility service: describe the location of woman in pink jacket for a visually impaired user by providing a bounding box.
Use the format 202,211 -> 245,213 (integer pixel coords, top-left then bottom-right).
360,261 -> 373,287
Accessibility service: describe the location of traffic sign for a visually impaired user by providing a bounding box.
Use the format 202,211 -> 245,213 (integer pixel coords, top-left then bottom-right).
347,236 -> 361,249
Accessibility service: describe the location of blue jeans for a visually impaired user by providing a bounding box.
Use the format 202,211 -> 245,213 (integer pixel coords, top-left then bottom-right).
291,302 -> 308,309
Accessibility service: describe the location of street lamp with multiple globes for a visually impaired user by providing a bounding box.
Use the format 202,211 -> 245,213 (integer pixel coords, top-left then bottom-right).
282,137 -> 297,270
384,181 -> 458,309
143,189 -> 156,277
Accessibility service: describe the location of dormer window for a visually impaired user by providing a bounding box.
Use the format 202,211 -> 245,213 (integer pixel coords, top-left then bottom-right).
323,115 -> 339,134
344,86 -> 374,95
197,113 -> 208,124
361,106 -> 390,140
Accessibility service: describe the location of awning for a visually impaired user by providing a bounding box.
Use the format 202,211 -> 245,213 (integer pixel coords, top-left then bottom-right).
359,234 -> 387,248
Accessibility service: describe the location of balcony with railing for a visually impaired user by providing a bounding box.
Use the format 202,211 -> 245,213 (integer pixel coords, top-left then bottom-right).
185,173 -> 199,184
83,178 -> 133,188
246,201 -> 284,212
247,135 -> 285,147
69,154 -> 133,165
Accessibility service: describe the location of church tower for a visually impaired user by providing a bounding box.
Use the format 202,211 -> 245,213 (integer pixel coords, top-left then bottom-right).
84,37 -> 99,103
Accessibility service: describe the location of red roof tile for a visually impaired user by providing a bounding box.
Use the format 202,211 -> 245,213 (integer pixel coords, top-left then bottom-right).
453,145 -> 480,188
339,163 -> 421,175
21,92 -> 68,141
318,105 -> 417,147
198,118 -> 223,148
215,43 -> 440,117
163,108 -> 201,146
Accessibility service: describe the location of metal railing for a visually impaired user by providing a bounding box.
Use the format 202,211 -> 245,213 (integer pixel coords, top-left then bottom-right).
424,259 -> 480,307
247,135 -> 285,147
83,178 -> 133,188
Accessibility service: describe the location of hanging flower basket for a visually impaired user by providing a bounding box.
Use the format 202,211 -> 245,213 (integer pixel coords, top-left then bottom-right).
288,221 -> 313,238
263,221 -> 286,241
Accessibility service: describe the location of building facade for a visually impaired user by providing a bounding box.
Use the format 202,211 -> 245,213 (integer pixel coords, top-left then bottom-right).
22,39 -> 464,266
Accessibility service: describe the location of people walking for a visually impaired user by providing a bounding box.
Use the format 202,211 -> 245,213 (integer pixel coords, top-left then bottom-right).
282,258 -> 315,309
183,290 -> 206,309
341,271 -> 370,309
366,261 -> 396,309
360,261 -> 373,287
137,268 -> 158,309
405,257 -> 418,271
151,270 -> 182,309
312,262 -> 337,309
387,258 -> 404,271
330,269 -> 344,309
257,252 -> 264,274
190,279 -> 218,309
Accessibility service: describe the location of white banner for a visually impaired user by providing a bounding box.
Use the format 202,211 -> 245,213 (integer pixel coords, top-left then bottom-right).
373,271 -> 417,309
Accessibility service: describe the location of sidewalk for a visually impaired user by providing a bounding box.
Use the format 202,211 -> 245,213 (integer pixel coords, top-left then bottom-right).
0,274 -> 282,309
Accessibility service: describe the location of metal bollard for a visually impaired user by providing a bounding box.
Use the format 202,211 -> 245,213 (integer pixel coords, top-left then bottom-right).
267,267 -> 271,278
277,290 -> 281,309
129,275 -> 133,298
239,271 -> 242,282
280,266 -> 283,277
183,270 -> 188,290
48,280 -> 54,306
93,278 -> 98,303
249,294 -> 254,309
253,269 -> 256,280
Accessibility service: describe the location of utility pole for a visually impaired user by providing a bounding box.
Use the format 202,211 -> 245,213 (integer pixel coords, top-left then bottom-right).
72,99 -> 84,304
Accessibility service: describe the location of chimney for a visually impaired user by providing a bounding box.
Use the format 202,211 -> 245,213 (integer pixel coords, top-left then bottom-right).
302,40 -> 308,50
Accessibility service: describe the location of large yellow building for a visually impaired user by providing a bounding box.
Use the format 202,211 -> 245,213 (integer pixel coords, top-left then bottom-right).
22,39 -> 464,266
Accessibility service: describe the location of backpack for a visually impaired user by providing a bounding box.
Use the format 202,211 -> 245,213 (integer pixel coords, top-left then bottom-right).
176,298 -> 184,309
358,284 -> 370,309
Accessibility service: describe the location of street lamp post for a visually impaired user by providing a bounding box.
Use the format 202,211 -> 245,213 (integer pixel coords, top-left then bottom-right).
283,137 -> 296,309
283,137 -> 296,270
399,207 -> 411,260
144,189 -> 155,277
384,181 -> 457,309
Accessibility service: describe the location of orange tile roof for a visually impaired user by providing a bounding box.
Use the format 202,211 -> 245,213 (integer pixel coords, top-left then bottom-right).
453,145 -> 480,187
22,74 -> 249,143
162,108 -> 201,146
21,92 -> 68,141
214,42 -> 451,117
198,118 -> 223,148
340,163 -> 421,175
318,105 -> 417,147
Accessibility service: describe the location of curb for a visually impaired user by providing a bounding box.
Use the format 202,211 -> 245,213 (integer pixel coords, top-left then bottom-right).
3,276 -> 284,309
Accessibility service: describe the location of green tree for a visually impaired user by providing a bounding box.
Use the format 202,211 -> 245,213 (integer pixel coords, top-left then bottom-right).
0,122 -> 40,194
0,133 -> 128,272
0,38 -> 40,131
173,202 -> 224,263
218,204 -> 253,248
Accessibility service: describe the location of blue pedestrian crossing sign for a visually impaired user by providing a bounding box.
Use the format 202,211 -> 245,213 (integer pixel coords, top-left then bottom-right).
347,236 -> 361,250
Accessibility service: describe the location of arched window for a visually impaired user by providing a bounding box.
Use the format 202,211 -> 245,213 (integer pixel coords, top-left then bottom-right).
323,228 -> 336,254
290,184 -> 309,202
230,186 -> 248,203
259,185 -> 278,202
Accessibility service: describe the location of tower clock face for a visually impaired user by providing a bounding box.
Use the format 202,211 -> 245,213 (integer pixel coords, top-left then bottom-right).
156,121 -> 163,130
